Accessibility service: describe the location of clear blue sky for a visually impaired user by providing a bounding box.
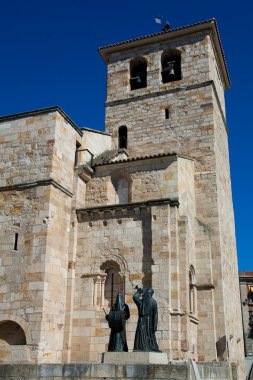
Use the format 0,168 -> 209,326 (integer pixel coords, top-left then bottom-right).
0,0 -> 252,270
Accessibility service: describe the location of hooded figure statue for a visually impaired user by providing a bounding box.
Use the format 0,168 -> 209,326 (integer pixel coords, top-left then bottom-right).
133,287 -> 160,352
106,292 -> 130,352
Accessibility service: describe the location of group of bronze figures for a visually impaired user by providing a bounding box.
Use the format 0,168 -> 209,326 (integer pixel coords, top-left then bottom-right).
105,287 -> 161,352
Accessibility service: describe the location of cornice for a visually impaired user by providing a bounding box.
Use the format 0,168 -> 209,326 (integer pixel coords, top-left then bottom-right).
0,178 -> 73,198
76,197 -> 179,222
0,106 -> 83,137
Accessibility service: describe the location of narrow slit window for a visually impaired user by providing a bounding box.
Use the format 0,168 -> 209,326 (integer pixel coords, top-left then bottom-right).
14,233 -> 19,251
165,108 -> 170,119
118,126 -> 128,149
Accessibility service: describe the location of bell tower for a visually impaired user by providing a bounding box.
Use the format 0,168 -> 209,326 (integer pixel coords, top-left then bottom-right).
99,19 -> 244,374
99,18 -> 229,163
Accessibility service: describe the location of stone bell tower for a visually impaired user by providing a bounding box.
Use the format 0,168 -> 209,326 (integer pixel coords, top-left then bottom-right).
98,18 -> 244,373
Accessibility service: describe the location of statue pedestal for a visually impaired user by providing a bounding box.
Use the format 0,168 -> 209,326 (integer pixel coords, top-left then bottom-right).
102,351 -> 168,364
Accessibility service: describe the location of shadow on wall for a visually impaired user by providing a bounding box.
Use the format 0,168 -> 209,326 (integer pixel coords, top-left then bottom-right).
0,321 -> 26,345
216,335 -> 227,360
141,209 -> 153,290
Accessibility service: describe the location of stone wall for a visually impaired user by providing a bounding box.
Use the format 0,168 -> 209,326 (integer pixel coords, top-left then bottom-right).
74,203 -> 172,361
0,109 -> 84,363
81,129 -> 111,163
85,156 -> 179,207
0,362 -> 235,379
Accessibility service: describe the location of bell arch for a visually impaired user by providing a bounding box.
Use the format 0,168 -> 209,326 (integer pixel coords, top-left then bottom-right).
161,48 -> 182,83
130,56 -> 147,90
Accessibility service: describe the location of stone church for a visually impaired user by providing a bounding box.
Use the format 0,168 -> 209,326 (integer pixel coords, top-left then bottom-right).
0,18 -> 245,376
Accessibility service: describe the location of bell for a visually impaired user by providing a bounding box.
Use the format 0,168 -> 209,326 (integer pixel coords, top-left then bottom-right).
166,62 -> 175,76
135,73 -> 143,83
135,75 -> 142,84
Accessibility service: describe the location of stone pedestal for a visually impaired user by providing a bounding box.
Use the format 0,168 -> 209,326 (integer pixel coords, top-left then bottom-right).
102,352 -> 168,364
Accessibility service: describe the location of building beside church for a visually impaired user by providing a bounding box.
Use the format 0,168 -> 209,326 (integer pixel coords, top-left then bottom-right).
239,272 -> 253,358
0,18 -> 245,376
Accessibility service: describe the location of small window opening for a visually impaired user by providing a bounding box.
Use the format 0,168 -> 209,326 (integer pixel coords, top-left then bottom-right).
161,51 -> 181,84
130,57 -> 147,90
74,141 -> 81,167
118,126 -> 128,149
189,266 -> 197,315
14,233 -> 18,251
165,108 -> 170,119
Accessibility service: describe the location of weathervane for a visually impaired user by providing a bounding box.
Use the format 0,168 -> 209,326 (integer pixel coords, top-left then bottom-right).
155,18 -> 171,31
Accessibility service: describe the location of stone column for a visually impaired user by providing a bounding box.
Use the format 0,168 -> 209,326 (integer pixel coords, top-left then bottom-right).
100,276 -> 106,307
93,276 -> 100,306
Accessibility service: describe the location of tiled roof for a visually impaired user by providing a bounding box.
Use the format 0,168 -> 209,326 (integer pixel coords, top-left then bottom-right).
94,151 -> 178,167
92,149 -> 120,166
99,18 -> 215,51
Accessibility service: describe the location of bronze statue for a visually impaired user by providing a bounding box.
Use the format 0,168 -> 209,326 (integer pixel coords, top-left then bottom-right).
133,287 -> 161,352
106,292 -> 130,352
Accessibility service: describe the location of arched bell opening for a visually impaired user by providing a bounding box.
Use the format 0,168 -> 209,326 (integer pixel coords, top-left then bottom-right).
130,56 -> 147,90
0,320 -> 27,345
161,49 -> 182,83
100,261 -> 125,308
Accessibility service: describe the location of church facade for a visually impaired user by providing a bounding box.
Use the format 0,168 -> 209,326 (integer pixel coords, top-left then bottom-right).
0,18 -> 244,375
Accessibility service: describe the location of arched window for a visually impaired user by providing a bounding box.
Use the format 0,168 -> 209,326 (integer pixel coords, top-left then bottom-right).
74,141 -> 81,166
161,49 -> 182,84
118,126 -> 128,149
101,261 -> 125,307
0,321 -> 26,345
130,56 -> 147,90
189,265 -> 197,315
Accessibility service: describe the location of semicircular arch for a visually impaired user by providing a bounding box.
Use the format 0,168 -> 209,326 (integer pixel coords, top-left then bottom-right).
0,314 -> 33,345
